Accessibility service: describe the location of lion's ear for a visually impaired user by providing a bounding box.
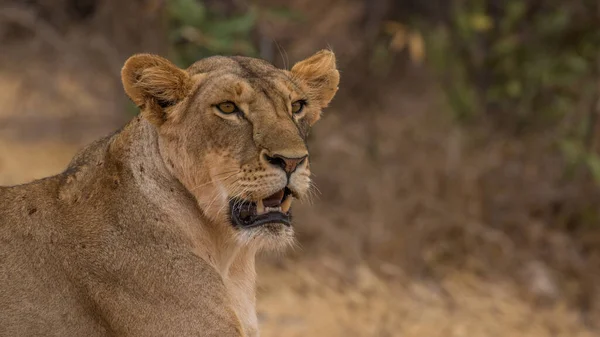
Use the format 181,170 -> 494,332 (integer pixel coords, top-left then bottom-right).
121,54 -> 192,125
291,50 -> 340,109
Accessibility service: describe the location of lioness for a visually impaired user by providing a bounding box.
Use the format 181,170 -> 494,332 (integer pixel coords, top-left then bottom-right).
0,50 -> 339,336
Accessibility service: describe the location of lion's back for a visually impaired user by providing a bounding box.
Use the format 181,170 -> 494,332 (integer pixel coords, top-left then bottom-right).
0,181 -> 110,336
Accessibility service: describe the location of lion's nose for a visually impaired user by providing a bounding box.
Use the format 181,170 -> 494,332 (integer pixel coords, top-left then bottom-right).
264,153 -> 307,176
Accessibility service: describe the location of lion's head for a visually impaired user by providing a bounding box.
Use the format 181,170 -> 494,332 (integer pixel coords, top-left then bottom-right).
121,50 -> 339,249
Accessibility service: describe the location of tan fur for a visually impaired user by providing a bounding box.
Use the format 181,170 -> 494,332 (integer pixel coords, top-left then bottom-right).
0,50 -> 338,337
290,49 -> 339,110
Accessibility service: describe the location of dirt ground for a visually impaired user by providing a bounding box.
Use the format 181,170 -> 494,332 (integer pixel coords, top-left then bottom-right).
257,257 -> 595,337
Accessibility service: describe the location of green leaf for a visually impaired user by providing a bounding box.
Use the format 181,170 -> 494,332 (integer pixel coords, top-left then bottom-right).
506,1 -> 527,21
586,154 -> 600,184
470,13 -> 493,32
447,80 -> 478,121
559,140 -> 584,164
565,54 -> 589,74
262,7 -> 305,22
491,35 -> 519,55
206,7 -> 257,37
168,0 -> 206,27
454,9 -> 474,40
536,10 -> 570,35
506,80 -> 522,98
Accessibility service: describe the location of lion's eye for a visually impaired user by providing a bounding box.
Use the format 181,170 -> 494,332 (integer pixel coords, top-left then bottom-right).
291,100 -> 305,115
216,102 -> 239,114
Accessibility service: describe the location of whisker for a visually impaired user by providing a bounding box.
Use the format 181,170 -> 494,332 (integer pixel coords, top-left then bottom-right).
274,40 -> 289,70
190,171 -> 240,191
309,181 -> 322,195
204,181 -> 233,212
220,184 -> 250,217
304,181 -> 321,205
203,192 -> 222,213
213,169 -> 241,177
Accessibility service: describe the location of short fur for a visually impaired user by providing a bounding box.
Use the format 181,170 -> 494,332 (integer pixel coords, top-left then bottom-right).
0,51 -> 339,336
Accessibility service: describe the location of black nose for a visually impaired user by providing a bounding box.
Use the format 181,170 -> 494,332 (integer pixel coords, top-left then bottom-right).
264,154 -> 307,175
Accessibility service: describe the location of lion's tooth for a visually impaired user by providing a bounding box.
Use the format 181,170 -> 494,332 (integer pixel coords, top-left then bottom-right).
281,196 -> 293,213
256,199 -> 265,215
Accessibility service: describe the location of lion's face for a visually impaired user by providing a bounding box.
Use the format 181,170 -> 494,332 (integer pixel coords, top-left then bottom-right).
121,51 -> 339,249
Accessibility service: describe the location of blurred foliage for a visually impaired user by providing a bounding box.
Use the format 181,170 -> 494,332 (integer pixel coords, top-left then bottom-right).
422,1 -> 599,127
166,0 -> 600,183
384,21 -> 425,65
371,21 -> 425,76
167,0 -> 303,68
404,0 -> 600,180
167,0 -> 258,67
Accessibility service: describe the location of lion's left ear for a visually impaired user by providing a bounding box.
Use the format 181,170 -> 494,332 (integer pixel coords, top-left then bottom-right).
291,50 -> 340,109
121,54 -> 192,125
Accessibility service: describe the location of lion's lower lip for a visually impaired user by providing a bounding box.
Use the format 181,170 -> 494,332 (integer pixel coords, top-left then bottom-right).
232,210 -> 291,228
229,188 -> 293,228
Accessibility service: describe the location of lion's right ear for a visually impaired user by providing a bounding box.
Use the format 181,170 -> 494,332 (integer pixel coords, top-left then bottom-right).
121,54 -> 192,125
291,50 -> 339,109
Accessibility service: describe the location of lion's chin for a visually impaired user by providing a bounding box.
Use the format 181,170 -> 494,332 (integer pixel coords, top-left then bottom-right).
228,187 -> 298,251
234,223 -> 296,252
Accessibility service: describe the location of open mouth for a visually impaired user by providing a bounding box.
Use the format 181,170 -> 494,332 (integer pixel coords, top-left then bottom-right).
229,187 -> 294,228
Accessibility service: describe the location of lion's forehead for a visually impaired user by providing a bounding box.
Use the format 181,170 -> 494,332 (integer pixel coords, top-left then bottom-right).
187,56 -> 304,104
190,75 -> 302,118
187,55 -> 278,76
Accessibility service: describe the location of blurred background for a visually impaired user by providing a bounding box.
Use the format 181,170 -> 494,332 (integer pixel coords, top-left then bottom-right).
0,0 -> 599,335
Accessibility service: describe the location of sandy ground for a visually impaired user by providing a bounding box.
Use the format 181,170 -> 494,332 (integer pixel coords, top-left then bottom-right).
258,256 -> 595,337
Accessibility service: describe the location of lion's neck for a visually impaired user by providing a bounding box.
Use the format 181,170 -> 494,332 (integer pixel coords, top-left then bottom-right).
116,116 -> 256,262
110,116 -> 258,330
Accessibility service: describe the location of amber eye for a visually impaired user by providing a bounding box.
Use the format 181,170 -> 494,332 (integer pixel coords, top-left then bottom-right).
216,102 -> 239,114
291,100 -> 305,115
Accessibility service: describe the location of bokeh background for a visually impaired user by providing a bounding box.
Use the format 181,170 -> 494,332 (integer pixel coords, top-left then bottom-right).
1,0 -> 599,336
